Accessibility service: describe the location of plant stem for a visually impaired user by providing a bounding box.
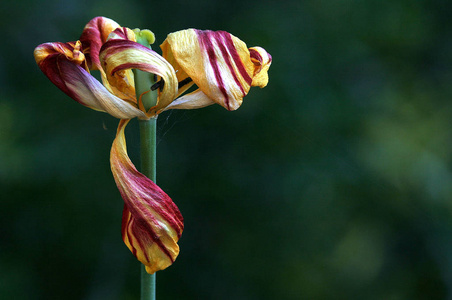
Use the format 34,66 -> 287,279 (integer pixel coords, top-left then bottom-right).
133,28 -> 159,300
139,118 -> 157,180
139,118 -> 157,300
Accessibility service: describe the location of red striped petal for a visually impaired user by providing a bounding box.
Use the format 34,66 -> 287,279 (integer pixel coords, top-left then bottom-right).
161,29 -> 271,111
34,42 -> 146,119
111,120 -> 184,274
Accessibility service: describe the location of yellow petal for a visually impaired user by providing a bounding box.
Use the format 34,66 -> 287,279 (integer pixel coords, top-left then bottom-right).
160,39 -> 195,97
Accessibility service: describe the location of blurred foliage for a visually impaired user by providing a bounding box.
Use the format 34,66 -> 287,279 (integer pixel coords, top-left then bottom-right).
1,0 -> 452,299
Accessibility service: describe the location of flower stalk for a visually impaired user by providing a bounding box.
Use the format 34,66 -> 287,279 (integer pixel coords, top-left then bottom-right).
134,28 -> 158,300
139,117 -> 157,300
133,28 -> 158,111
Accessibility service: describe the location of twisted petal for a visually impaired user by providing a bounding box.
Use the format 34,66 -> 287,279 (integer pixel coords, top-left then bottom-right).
34,42 -> 146,119
100,40 -> 178,115
111,120 -> 184,274
161,29 -> 271,111
79,16 -> 120,71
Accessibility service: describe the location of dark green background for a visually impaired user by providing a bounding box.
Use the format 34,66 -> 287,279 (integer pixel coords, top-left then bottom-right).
1,0 -> 452,299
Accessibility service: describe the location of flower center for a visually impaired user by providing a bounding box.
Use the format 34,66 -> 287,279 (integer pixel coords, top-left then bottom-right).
68,41 -> 85,65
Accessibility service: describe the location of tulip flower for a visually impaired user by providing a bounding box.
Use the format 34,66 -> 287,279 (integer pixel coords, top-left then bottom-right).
33,16 -> 271,276
34,17 -> 182,274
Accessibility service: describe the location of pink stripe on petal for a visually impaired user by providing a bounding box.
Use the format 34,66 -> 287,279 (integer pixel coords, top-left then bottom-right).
219,31 -> 253,85
196,30 -> 231,110
249,48 -> 262,63
249,47 -> 272,65
215,33 -> 246,96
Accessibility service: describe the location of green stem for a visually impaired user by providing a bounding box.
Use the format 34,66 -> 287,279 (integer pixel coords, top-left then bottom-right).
134,68 -> 158,112
139,118 -> 157,300
133,28 -> 158,300
139,118 -> 157,180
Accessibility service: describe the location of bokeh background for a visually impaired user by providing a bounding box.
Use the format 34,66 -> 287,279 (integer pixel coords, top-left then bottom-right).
1,0 -> 452,299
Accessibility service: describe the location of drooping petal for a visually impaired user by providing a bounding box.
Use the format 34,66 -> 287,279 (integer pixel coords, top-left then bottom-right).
111,119 -> 184,274
100,40 -> 178,116
34,42 -> 147,119
161,29 -> 271,111
165,89 -> 215,110
79,16 -> 121,71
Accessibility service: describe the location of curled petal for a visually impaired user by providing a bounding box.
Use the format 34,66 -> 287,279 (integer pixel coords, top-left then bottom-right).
111,120 -> 184,274
107,27 -> 137,42
100,40 -> 178,116
95,27 -> 139,104
79,16 -> 120,71
34,40 -> 85,66
34,41 -> 87,99
34,42 -> 146,119
161,29 -> 271,111
249,47 -> 272,88
79,18 -> 137,105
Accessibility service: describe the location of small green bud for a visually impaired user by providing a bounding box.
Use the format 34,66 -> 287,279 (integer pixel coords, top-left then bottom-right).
133,28 -> 155,47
